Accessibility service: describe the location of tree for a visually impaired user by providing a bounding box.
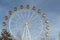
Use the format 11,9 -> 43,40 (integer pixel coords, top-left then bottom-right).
0,36 -> 2,40
0,29 -> 13,40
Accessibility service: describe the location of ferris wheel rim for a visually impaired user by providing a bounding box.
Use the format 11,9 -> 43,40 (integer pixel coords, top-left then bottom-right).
9,9 -> 44,40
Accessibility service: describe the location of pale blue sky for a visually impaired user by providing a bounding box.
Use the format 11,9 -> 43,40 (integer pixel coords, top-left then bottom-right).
0,0 -> 60,40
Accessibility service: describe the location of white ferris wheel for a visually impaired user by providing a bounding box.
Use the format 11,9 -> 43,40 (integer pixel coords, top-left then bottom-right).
7,5 -> 51,40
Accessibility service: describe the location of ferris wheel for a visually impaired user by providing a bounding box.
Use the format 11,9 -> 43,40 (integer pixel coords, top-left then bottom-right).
4,5 -> 51,40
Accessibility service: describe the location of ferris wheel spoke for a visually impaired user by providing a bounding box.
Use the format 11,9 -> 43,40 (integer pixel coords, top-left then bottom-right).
39,22 -> 44,36
22,11 -> 26,21
29,11 -> 36,22
24,10 -> 28,21
15,13 -> 24,22
27,10 -> 31,21
30,20 -> 40,26
18,11 -> 25,21
15,14 -> 21,20
29,14 -> 39,23
15,18 -> 19,27
31,19 -> 41,25
18,23 -> 23,27
27,10 -> 31,22
26,10 -> 29,20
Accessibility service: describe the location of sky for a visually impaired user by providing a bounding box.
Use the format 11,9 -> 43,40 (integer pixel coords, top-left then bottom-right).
0,0 -> 60,40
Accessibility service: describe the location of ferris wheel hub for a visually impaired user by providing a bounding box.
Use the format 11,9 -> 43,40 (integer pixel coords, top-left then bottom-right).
25,22 -> 29,28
